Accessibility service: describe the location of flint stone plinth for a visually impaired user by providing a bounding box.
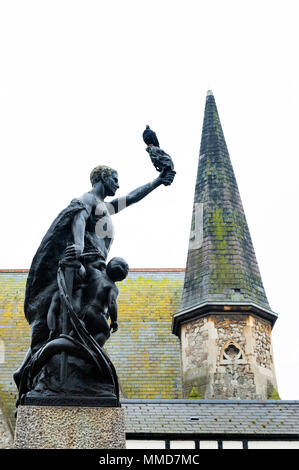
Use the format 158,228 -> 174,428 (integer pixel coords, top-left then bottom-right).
14,405 -> 126,449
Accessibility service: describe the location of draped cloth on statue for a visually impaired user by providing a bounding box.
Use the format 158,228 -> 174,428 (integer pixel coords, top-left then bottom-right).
24,198 -> 108,347
25,199 -> 91,323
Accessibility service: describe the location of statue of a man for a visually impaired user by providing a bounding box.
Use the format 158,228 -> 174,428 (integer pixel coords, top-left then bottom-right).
14,164 -> 175,405
23,165 -> 175,351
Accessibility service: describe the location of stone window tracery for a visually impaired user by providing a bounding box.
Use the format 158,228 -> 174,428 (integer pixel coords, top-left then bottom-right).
220,341 -> 245,364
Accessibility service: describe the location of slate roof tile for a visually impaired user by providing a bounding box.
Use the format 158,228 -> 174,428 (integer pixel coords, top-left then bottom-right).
122,399 -> 299,436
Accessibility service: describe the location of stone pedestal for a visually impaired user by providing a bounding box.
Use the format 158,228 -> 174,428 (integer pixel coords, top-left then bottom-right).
14,406 -> 126,449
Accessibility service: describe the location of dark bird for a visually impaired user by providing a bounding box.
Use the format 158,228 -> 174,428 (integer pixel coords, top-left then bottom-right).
142,125 -> 160,147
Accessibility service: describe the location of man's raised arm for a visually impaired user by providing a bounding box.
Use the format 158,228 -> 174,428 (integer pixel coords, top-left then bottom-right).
109,170 -> 175,214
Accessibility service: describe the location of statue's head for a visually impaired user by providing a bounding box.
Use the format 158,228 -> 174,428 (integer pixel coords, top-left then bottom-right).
106,257 -> 129,282
90,165 -> 119,196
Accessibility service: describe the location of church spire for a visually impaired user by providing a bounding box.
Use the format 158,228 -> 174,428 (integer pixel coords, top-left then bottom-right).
172,91 -> 279,400
173,90 -> 277,335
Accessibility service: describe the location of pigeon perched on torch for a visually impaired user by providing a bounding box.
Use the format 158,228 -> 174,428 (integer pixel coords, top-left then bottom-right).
142,125 -> 175,177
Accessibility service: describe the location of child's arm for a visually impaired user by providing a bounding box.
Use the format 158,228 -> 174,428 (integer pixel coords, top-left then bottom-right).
107,286 -> 119,333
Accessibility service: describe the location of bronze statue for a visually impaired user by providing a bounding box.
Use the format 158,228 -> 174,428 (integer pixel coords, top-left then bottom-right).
14,161 -> 175,408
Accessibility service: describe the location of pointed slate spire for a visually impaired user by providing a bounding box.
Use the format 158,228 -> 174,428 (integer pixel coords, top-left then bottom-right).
173,91 -> 277,334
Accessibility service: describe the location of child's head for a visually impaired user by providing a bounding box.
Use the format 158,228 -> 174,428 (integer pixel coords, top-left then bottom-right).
106,257 -> 129,282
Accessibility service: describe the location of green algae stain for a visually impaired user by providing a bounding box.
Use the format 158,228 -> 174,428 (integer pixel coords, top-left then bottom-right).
267,382 -> 281,400
212,108 -> 222,137
211,207 -> 227,247
210,207 -> 231,291
209,207 -> 244,293
189,386 -> 200,399
233,208 -> 246,241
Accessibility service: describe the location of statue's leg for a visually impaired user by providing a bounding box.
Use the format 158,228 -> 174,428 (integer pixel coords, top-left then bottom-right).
72,283 -> 85,318
30,319 -> 49,354
94,332 -> 109,347
47,291 -> 60,339
83,308 -> 111,347
94,314 -> 111,346
13,348 -> 32,389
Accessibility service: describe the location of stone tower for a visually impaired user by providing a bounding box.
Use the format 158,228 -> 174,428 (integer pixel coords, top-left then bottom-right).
172,90 -> 279,400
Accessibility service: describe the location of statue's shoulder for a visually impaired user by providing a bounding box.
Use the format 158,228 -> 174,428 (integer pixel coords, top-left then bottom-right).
73,192 -> 96,215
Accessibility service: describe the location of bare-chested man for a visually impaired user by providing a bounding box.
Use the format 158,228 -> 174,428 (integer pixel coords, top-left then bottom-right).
65,165 -> 175,264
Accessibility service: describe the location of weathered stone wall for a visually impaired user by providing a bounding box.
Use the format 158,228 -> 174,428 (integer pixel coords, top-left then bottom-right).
180,317 -> 210,399
180,314 -> 278,400
0,407 -> 13,448
254,319 -> 272,368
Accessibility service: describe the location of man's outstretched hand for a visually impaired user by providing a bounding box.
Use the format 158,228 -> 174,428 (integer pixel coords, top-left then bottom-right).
158,169 -> 176,186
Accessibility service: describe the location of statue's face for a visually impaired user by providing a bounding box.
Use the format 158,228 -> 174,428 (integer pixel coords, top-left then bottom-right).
103,170 -> 119,197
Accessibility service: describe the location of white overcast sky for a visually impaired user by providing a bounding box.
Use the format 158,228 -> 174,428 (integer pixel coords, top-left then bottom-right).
1,0 -> 299,399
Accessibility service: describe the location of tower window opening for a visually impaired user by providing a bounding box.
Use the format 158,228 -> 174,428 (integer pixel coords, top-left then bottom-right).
223,343 -> 243,361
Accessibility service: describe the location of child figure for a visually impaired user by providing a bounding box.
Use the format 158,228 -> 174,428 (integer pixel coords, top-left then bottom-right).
47,256 -> 129,347
82,256 -> 129,347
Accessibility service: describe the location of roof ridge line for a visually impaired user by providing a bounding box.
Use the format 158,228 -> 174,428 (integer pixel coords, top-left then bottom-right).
121,398 -> 299,404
